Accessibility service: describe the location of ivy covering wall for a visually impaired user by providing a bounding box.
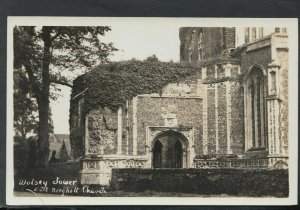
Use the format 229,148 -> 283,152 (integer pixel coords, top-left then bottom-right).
75,60 -> 201,112
70,59 -> 202,158
69,58 -> 244,159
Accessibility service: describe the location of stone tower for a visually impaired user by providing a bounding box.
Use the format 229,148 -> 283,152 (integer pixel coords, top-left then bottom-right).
180,27 -> 236,62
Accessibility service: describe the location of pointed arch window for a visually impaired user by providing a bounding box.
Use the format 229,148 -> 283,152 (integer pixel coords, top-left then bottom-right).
244,67 -> 266,150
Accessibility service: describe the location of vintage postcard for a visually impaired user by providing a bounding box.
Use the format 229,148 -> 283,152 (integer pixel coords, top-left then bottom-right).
6,17 -> 298,205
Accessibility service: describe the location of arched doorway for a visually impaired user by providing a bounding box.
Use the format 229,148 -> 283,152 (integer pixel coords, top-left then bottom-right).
151,130 -> 188,168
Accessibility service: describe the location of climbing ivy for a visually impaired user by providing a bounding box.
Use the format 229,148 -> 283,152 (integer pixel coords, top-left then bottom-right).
72,59 -> 201,113
202,75 -> 242,84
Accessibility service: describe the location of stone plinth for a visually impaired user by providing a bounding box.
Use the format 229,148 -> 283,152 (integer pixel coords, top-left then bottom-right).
267,155 -> 289,169
80,155 -> 150,185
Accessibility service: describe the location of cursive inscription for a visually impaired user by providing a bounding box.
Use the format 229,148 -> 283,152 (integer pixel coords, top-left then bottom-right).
18,177 -> 106,196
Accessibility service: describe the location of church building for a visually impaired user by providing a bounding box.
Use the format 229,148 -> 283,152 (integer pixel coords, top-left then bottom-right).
70,27 -> 289,185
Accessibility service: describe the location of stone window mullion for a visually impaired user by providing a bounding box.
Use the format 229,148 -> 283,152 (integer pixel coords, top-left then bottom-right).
256,78 -> 262,147
254,78 -> 259,148
250,81 -> 255,148
260,79 -> 265,147
244,81 -> 249,150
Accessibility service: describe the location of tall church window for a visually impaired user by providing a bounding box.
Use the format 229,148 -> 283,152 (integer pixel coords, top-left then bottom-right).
188,30 -> 196,62
188,38 -> 193,62
245,28 -> 250,43
256,79 -> 262,146
198,32 -> 203,60
251,28 -> 257,41
250,80 -> 255,147
244,68 -> 266,150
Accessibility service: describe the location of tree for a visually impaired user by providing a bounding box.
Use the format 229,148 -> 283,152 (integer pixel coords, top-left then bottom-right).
14,67 -> 54,138
14,26 -> 117,166
13,67 -> 38,138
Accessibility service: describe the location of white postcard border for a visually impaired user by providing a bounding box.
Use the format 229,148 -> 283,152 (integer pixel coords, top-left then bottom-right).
6,17 -> 298,206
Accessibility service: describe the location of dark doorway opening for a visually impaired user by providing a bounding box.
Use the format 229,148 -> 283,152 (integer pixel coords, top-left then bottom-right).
174,140 -> 182,168
153,140 -> 162,168
152,130 -> 187,168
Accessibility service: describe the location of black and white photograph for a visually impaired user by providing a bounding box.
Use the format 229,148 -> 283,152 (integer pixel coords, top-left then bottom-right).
6,17 -> 298,205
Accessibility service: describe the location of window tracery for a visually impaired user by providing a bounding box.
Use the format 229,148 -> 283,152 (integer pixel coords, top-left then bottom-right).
244,68 -> 266,150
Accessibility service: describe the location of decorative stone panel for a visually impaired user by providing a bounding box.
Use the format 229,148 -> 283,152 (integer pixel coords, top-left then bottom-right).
230,81 -> 245,155
207,84 -> 216,154
87,109 -> 117,155
136,96 -> 203,156
80,156 -> 149,185
217,83 -> 227,154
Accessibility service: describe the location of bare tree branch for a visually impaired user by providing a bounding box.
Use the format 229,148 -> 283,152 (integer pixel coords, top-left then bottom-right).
49,79 -> 73,88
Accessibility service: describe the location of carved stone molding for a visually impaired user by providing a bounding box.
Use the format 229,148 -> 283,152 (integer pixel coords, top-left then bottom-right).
146,126 -> 195,168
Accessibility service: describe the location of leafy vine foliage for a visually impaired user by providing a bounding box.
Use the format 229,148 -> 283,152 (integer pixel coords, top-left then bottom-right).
72,59 -> 202,113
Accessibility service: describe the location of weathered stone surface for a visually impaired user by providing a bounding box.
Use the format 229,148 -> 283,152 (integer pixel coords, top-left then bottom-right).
230,81 -> 245,154
127,100 -> 134,155
207,85 -> 216,154
80,156 -> 149,185
136,96 -> 203,155
277,48 -> 289,155
217,83 -> 227,154
180,27 -> 236,62
240,46 -> 272,74
87,108 -> 117,155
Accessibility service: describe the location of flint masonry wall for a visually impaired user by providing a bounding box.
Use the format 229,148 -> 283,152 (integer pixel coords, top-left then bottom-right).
205,81 -> 244,155
276,48 -> 289,154
136,96 -> 203,156
70,61 -> 246,159
240,46 -> 272,74
203,62 -> 244,156
86,108 -> 118,155
230,80 -> 245,154
131,60 -> 245,157
70,62 -> 246,160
